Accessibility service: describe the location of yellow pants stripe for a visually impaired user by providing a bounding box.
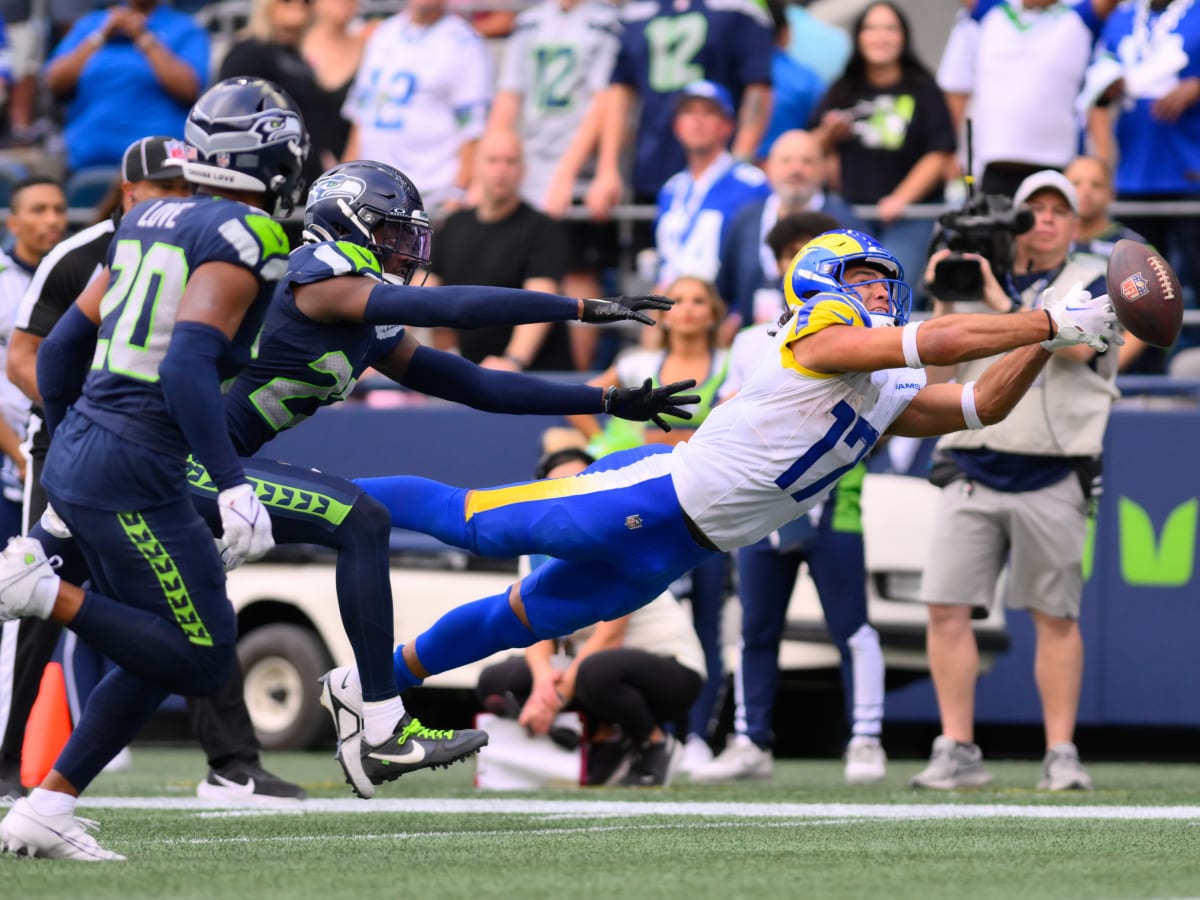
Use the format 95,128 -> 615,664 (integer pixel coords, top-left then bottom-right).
464,471 -> 613,521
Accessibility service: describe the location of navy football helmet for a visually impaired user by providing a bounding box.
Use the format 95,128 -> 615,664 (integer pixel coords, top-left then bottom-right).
303,160 -> 432,284
184,77 -> 310,216
784,229 -> 912,326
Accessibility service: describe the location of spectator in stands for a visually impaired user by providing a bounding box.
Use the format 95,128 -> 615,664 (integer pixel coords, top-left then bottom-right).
0,0 -> 38,142
812,1 -> 955,310
912,170 -> 1115,792
428,129 -> 573,371
555,0 -> 773,246
937,0 -> 1118,197
1081,0 -> 1200,353
566,275 -> 731,774
218,0 -> 325,189
758,1 -> 824,161
476,432 -> 705,787
690,217 -> 888,786
718,130 -> 863,339
302,0 -> 374,169
43,0 -> 209,173
786,0 -> 851,87
654,81 -> 771,291
1063,155 -> 1161,374
488,0 -> 622,370
342,0 -> 492,212
0,176 -> 65,542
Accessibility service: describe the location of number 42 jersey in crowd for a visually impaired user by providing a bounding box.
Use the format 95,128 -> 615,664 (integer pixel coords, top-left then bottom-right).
668,291 -> 925,550
73,196 -> 288,462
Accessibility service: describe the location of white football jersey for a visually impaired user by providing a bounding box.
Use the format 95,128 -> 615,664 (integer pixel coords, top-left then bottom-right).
0,248 -> 30,501
497,0 -> 621,207
344,12 -> 493,207
670,294 -> 925,550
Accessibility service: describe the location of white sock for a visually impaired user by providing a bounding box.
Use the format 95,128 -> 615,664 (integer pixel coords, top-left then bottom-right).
31,574 -> 61,619
848,623 -> 885,739
363,695 -> 407,746
27,787 -> 77,817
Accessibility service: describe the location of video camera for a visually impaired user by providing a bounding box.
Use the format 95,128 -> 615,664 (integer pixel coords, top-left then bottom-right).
927,192 -> 1034,303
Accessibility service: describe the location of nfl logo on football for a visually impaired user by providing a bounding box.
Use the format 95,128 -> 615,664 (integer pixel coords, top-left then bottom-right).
1120,272 -> 1149,303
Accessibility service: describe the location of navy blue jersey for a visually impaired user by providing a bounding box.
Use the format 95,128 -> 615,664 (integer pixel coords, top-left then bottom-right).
224,241 -> 405,456
74,196 -> 288,458
610,0 -> 772,196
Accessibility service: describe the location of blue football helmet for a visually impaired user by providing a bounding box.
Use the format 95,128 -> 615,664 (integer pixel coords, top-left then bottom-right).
784,229 -> 912,326
184,77 -> 310,216
303,160 -> 432,285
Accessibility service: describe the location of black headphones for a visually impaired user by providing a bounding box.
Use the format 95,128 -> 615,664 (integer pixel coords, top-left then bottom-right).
534,448 -> 596,480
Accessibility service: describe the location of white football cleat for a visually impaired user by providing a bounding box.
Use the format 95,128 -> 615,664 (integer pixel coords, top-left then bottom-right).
0,536 -> 60,623
0,798 -> 125,861
844,736 -> 888,784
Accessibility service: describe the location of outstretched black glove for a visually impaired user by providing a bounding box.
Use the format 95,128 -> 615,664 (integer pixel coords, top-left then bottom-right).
580,295 -> 674,327
603,378 -> 701,432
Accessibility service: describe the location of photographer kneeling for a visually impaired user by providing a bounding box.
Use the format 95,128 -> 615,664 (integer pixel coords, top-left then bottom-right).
912,170 -> 1118,792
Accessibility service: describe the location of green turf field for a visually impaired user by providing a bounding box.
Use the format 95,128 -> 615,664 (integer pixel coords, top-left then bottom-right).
3,749 -> 1199,899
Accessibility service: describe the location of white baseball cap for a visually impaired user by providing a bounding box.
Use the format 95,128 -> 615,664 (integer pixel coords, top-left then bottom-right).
1013,169 -> 1079,214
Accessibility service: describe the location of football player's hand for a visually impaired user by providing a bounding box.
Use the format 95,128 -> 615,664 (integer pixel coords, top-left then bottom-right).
214,537 -> 241,573
603,378 -> 700,432
1041,282 -> 1123,352
217,483 -> 274,569
581,295 -> 673,326
39,503 -> 71,539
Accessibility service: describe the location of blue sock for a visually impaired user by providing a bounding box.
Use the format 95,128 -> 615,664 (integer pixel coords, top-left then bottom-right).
54,668 -> 167,792
331,496 -> 397,702
394,589 -> 533,689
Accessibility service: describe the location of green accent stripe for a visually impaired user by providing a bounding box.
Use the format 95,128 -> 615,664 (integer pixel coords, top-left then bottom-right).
118,511 -> 214,647
830,462 -> 865,534
186,455 -> 353,527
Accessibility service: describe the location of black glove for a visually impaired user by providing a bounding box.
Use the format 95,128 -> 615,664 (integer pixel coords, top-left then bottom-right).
580,295 -> 674,327
603,378 -> 701,432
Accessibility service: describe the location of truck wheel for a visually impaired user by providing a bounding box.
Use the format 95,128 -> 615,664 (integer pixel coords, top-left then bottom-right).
237,624 -> 333,751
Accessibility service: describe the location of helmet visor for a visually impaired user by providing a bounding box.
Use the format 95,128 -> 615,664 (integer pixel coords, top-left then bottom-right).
372,219 -> 432,281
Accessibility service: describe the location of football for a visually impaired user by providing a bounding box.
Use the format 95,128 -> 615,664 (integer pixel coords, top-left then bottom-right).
1106,239 -> 1183,348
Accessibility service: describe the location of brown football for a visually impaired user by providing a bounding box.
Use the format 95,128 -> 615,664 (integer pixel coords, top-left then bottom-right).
1106,239 -> 1183,348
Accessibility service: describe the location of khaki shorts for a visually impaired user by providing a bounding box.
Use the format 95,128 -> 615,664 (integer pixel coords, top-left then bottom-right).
918,473 -> 1087,619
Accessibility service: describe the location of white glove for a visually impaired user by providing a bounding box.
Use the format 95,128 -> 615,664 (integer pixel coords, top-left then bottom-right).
213,537 -> 242,573
217,483 -> 274,569
39,503 -> 71,539
1040,282 -> 1124,352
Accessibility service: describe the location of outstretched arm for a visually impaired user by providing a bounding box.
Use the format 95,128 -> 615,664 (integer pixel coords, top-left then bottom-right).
887,344 -> 1051,437
293,276 -> 671,329
374,338 -> 698,429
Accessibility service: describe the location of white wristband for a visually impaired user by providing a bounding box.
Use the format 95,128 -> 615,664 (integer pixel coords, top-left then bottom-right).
960,380 -> 984,430
901,321 -> 924,369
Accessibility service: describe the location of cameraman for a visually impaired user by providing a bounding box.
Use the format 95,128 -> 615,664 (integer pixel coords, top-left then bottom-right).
911,170 -> 1117,792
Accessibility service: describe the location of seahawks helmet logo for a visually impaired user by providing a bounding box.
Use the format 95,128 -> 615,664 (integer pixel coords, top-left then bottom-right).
309,175 -> 366,205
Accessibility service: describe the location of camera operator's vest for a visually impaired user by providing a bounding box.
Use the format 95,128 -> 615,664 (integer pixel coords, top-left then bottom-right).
937,256 -> 1118,458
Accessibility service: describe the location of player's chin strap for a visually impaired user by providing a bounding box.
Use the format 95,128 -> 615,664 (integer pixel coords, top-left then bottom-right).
869,313 -> 898,329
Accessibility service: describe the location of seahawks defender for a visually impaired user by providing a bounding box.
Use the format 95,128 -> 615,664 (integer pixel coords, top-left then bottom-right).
0,77 -> 307,861
195,159 -> 699,799
318,230 -> 1121,731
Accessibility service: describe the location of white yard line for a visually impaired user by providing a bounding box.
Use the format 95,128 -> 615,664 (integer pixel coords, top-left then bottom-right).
68,796 -> 1200,820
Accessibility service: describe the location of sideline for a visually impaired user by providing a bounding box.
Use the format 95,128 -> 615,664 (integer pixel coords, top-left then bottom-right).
69,796 -> 1200,820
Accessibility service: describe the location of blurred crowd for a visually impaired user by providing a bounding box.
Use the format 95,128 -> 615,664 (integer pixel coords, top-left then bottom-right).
0,0 -> 1195,378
